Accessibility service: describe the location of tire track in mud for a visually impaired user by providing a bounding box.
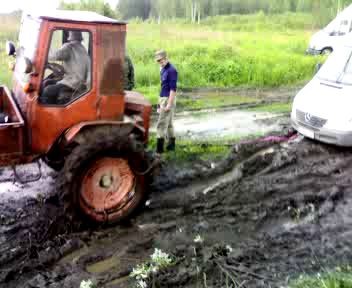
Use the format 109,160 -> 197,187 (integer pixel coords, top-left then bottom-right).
1,137 -> 352,287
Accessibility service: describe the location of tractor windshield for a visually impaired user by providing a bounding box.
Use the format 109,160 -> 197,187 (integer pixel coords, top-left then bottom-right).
15,16 -> 41,77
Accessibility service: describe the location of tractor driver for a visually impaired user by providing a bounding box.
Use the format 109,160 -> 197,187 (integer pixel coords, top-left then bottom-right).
40,31 -> 90,105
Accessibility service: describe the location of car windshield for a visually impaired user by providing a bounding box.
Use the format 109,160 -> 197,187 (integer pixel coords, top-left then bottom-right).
317,46 -> 352,85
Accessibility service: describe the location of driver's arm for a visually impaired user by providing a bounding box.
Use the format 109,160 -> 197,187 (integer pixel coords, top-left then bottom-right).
49,43 -> 70,62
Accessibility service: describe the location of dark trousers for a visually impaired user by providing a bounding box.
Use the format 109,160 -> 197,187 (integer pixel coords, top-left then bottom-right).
41,82 -> 74,105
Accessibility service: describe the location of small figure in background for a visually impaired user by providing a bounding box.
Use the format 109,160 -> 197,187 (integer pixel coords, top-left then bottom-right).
124,54 -> 135,91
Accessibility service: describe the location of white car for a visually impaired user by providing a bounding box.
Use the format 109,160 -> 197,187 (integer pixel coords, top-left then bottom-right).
291,44 -> 352,146
307,4 -> 352,55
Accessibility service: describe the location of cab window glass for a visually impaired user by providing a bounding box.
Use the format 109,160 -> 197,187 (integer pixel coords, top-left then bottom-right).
39,29 -> 92,105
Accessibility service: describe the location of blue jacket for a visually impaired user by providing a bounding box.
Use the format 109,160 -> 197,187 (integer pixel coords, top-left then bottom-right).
160,62 -> 178,97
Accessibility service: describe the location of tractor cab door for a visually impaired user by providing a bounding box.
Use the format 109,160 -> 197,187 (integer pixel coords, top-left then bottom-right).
29,22 -> 98,153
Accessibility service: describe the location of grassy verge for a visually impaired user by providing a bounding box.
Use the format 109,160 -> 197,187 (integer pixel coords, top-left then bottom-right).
147,133 -> 267,164
177,93 -> 258,111
129,12 -> 324,100
291,267 -> 352,288
247,102 -> 292,114
0,51 -> 14,88
148,134 -> 230,163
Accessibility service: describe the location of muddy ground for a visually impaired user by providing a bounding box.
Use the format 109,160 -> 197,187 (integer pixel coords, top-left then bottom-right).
151,109 -> 282,139
1,132 -> 352,288
0,86 -> 351,288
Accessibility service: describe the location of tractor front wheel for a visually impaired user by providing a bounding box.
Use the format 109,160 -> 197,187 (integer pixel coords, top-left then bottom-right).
61,132 -> 147,225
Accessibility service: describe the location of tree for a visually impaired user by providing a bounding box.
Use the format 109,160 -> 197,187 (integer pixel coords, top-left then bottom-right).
58,0 -> 352,23
117,0 -> 151,20
59,0 -> 119,19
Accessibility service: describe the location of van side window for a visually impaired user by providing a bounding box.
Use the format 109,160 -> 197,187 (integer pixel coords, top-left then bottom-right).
338,20 -> 349,35
39,29 -> 92,105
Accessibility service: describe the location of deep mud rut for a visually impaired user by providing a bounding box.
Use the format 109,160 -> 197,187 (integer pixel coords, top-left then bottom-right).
1,135 -> 352,288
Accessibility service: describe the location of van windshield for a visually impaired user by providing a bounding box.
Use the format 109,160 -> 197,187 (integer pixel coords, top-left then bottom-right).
317,46 -> 352,85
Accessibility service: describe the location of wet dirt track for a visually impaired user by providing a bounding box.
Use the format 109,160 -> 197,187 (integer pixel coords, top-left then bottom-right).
1,136 -> 352,287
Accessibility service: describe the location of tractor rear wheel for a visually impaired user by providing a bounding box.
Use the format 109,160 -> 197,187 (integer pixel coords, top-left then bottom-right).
61,131 -> 148,225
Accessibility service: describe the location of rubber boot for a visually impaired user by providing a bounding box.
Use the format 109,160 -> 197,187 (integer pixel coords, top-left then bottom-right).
156,138 -> 165,154
166,137 -> 176,151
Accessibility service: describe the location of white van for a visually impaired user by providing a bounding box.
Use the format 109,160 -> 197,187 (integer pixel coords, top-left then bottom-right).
307,5 -> 352,55
291,43 -> 352,146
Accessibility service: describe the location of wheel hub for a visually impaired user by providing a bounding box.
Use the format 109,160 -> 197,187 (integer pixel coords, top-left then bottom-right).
100,174 -> 114,189
79,158 -> 135,217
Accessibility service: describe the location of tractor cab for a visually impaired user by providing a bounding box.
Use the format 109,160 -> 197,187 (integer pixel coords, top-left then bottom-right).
2,10 -> 151,166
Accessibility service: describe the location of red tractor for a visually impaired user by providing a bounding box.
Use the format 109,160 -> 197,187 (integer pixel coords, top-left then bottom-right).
1,10 -> 153,224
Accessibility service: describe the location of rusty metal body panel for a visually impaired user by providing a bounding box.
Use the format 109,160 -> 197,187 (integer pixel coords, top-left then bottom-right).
0,12 -> 151,168
0,86 -> 26,166
125,91 -> 152,143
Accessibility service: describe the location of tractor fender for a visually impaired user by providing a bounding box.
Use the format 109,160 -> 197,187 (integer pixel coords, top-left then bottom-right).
63,119 -> 145,146
44,119 -> 145,171
47,119 -> 144,157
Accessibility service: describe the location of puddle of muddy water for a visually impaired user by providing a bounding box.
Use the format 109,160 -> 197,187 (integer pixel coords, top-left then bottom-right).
151,109 -> 281,139
106,275 -> 129,286
59,245 -> 90,264
0,163 -> 56,202
86,256 -> 120,274
0,182 -> 19,193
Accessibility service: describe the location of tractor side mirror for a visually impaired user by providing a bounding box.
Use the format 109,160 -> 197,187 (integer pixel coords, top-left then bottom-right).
5,41 -> 16,56
18,57 -> 33,74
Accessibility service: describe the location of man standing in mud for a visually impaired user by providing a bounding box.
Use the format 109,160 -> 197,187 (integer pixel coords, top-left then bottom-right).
155,50 -> 178,154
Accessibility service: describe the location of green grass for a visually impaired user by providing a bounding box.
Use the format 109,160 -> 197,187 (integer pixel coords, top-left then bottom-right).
177,93 -> 257,110
148,134 -> 230,163
291,268 -> 352,288
128,12 -> 323,101
0,52 -> 13,87
247,102 -> 292,113
147,132 -> 269,164
202,12 -> 320,32
0,19 -> 19,88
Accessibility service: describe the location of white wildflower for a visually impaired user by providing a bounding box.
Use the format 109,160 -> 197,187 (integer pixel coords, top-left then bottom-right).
130,248 -> 173,287
226,245 -> 233,253
194,234 -> 204,244
151,266 -> 159,273
130,264 -> 149,280
151,248 -> 172,267
137,280 -> 147,288
80,280 -> 95,288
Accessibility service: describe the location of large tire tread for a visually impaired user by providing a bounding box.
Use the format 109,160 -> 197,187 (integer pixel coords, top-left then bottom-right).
59,126 -> 149,228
